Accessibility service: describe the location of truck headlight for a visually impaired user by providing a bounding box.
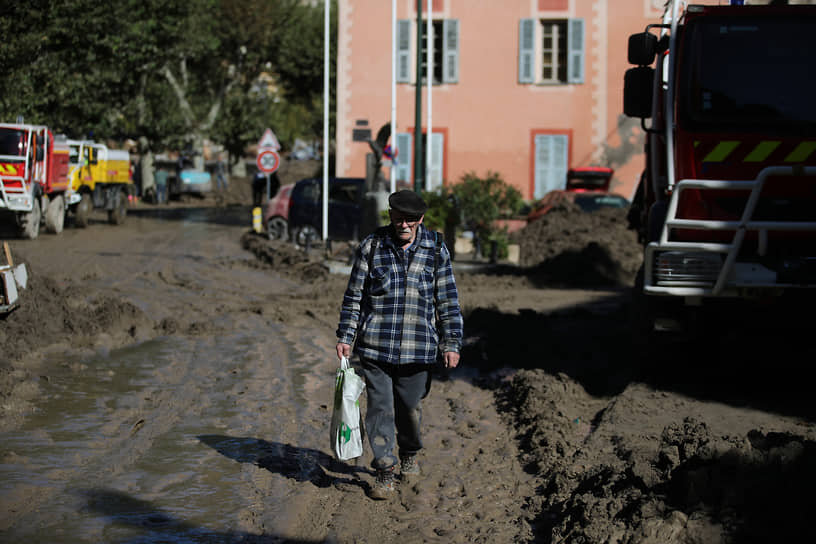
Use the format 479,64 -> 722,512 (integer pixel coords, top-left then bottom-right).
654,251 -> 723,286
7,195 -> 31,208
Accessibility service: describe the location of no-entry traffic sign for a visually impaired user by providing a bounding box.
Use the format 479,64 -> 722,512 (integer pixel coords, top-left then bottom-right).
256,149 -> 280,174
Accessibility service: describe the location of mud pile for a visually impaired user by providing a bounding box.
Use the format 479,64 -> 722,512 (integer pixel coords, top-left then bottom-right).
512,204 -> 641,287
0,264 -> 149,365
506,368 -> 816,543
240,231 -> 332,284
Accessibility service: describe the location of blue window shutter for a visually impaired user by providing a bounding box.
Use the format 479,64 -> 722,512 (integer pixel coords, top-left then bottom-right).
442,19 -> 459,84
395,133 -> 412,184
534,134 -> 569,199
567,18 -> 585,84
397,20 -> 412,83
429,132 -> 444,191
519,19 -> 535,84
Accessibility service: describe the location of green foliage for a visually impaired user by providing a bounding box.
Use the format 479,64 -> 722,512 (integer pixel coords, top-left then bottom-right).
423,171 -> 523,259
0,0 -> 335,156
421,190 -> 453,233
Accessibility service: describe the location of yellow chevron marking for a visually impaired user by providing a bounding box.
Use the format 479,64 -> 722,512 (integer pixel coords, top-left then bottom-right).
0,163 -> 19,176
784,142 -> 816,163
703,141 -> 740,162
744,141 -> 780,162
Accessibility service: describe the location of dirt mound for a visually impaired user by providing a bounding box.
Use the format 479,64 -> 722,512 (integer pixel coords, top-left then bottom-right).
240,231 -> 330,283
0,266 -> 149,365
512,206 -> 641,287
506,370 -> 816,543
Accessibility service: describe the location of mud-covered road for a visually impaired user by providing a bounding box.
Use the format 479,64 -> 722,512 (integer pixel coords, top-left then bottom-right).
2,193 -> 815,543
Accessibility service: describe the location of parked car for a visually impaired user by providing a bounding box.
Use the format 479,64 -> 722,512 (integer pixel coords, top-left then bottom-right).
528,167 -> 629,222
287,177 -> 365,246
263,183 -> 294,241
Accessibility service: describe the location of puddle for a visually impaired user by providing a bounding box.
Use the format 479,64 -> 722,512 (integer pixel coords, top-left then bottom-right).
0,318 -> 330,543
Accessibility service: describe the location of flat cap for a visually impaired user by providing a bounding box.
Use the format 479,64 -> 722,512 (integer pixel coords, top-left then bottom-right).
388,190 -> 427,215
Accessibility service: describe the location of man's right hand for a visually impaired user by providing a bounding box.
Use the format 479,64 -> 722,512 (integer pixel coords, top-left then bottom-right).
336,343 -> 351,360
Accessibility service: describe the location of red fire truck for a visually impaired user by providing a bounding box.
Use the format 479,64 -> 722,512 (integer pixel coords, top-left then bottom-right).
624,0 -> 816,332
0,123 -> 71,239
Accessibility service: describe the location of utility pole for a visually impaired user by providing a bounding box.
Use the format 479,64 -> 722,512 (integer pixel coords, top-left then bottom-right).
413,0 -> 423,194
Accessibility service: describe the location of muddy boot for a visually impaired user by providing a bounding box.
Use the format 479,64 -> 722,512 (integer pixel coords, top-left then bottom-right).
400,454 -> 421,481
369,467 -> 396,500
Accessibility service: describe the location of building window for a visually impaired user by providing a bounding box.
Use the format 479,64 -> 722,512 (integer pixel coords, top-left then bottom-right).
519,18 -> 584,85
394,131 -> 446,191
541,21 -> 566,83
397,19 -> 459,84
533,133 -> 569,199
420,20 -> 444,85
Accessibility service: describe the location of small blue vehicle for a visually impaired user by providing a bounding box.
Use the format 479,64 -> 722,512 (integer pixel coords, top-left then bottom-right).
169,155 -> 212,197
177,169 -> 212,193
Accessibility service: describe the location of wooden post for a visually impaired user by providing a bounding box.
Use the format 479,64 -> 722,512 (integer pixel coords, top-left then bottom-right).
3,242 -> 13,267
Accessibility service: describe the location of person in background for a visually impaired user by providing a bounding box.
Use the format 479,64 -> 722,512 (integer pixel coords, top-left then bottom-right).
252,171 -> 266,207
154,168 -> 168,204
215,154 -> 228,191
335,190 -> 463,500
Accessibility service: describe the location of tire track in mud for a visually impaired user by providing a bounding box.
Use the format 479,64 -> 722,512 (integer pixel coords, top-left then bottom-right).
1,335 -> 223,539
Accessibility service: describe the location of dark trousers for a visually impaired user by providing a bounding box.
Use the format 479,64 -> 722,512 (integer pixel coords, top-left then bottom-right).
359,357 -> 432,470
252,181 -> 264,207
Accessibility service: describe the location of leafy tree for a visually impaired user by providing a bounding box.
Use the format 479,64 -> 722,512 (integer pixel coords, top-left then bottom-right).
0,0 -> 336,166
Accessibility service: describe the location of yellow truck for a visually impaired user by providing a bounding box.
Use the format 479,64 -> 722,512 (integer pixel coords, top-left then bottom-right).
67,140 -> 132,226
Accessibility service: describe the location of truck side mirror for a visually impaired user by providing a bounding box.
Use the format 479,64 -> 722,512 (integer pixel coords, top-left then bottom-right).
628,32 -> 657,66
36,145 -> 44,161
623,66 -> 654,119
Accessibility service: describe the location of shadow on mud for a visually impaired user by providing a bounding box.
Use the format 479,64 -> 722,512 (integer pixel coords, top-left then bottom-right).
81,488 -> 326,543
460,286 -> 815,422
197,434 -> 372,490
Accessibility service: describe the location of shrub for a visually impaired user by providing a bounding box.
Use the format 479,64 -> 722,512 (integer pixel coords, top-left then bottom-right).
423,171 -> 523,259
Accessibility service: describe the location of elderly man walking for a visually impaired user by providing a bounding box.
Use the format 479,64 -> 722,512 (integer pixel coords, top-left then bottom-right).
336,190 -> 463,500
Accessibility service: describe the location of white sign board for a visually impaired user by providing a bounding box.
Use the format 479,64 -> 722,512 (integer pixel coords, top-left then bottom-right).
258,128 -> 281,151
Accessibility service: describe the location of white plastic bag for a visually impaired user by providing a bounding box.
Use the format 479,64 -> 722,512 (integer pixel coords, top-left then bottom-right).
330,356 -> 366,460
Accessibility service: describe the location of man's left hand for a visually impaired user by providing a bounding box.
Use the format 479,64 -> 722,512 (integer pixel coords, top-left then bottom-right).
443,351 -> 460,369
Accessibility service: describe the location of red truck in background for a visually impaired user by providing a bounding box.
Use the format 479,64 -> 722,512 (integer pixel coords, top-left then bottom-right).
527,167 -> 630,222
0,123 -> 71,239
624,0 -> 816,333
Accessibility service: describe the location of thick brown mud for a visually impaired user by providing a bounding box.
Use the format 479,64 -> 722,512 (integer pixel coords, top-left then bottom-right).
1,190 -> 815,543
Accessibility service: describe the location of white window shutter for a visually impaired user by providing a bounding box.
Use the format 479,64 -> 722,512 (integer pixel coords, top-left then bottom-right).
534,135 -> 551,198
397,20 -> 412,83
552,135 -> 568,190
534,134 -> 569,198
519,19 -> 535,84
442,19 -> 459,84
567,18 -> 585,84
395,133 -> 412,184
429,132 -> 444,191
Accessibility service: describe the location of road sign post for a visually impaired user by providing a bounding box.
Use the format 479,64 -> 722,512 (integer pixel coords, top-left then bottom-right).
256,129 -> 282,202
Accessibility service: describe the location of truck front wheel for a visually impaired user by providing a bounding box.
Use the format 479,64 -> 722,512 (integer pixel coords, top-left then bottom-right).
18,198 -> 42,240
75,193 -> 91,228
45,194 -> 65,234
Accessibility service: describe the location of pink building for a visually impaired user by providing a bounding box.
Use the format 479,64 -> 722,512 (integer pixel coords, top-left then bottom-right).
335,0 -> 666,201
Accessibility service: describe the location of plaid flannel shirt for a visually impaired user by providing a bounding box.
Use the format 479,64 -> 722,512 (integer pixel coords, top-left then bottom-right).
336,224 -> 463,365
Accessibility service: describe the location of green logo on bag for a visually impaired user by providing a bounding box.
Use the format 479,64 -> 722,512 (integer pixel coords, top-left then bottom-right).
339,422 -> 352,444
